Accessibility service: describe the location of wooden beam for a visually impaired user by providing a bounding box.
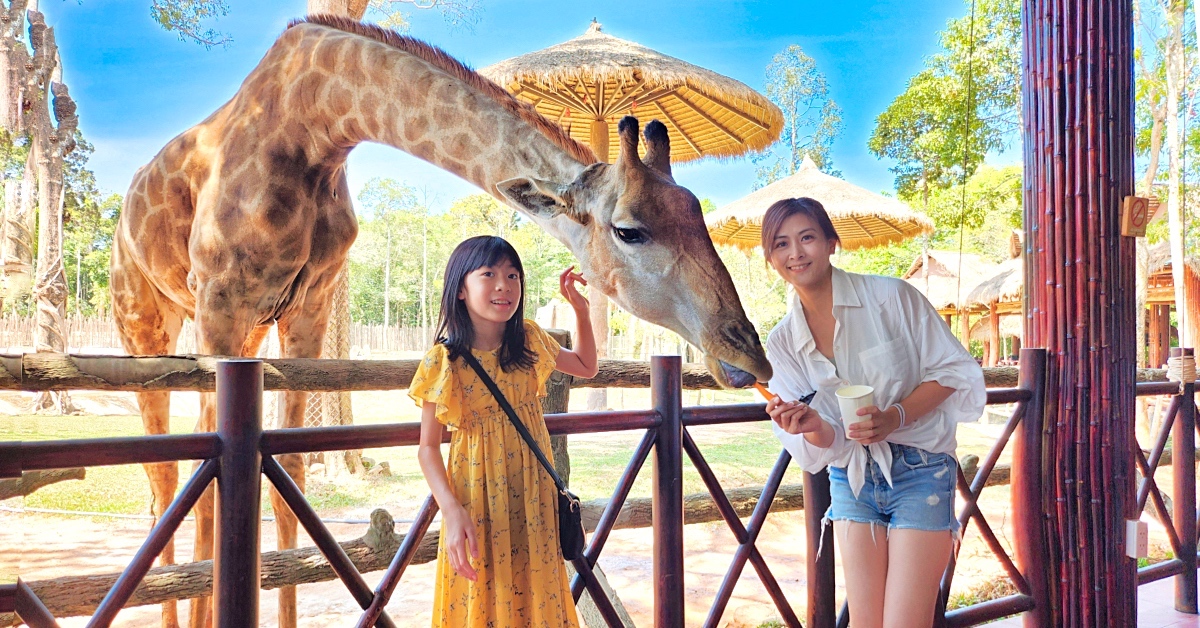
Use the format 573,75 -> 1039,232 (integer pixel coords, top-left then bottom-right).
600,79 -> 648,117
605,85 -> 677,118
515,82 -> 590,116
677,86 -> 770,132
653,100 -> 702,157
669,94 -> 745,144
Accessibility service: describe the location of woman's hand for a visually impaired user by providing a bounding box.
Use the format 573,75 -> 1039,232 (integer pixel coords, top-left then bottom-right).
766,396 -> 824,435
559,266 -> 589,312
442,504 -> 480,581
846,405 -> 902,445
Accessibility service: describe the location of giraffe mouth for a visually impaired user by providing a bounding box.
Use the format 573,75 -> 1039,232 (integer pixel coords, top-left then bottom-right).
718,361 -> 758,389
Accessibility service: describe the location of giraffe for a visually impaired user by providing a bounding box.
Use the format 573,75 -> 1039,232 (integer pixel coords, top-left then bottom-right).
111,15 -> 772,627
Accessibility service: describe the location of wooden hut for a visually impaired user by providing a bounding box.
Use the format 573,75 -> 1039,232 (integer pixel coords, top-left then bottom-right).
902,250 -> 997,351
1145,242 -> 1200,367
966,256 -> 1023,367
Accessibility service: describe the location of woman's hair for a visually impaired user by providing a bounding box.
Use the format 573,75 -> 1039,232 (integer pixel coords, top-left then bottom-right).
436,235 -> 536,372
759,197 -> 840,252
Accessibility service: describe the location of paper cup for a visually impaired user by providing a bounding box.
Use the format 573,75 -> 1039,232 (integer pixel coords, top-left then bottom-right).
835,385 -> 875,433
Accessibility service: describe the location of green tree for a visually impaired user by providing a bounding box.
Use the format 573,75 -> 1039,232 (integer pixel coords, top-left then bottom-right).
754,45 -> 843,187
356,177 -> 420,326
868,0 -> 1021,199
147,0 -> 481,48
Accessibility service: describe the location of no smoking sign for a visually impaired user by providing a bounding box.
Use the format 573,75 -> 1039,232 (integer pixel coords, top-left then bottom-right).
1122,196 -> 1150,238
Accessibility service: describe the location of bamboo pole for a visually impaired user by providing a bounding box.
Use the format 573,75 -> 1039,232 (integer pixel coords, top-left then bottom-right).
1023,0 -> 1137,623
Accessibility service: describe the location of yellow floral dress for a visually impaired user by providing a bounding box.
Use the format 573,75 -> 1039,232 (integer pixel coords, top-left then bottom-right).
408,320 -> 580,627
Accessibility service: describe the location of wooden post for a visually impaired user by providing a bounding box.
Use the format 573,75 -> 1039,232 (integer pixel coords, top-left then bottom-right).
959,310 -> 971,350
1013,348 -> 1051,627
214,359 -> 263,627
543,329 -> 572,483
1023,0 -> 1137,624
1171,348 -> 1196,613
803,469 -> 835,628
988,301 -> 1002,367
1149,305 -> 1169,368
651,356 -> 683,628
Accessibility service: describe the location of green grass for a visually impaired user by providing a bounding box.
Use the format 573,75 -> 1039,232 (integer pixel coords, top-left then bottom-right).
945,575 -> 1019,611
0,407 -> 787,518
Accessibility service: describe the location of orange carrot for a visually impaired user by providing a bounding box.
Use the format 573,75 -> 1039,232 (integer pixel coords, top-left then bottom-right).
752,382 -> 774,402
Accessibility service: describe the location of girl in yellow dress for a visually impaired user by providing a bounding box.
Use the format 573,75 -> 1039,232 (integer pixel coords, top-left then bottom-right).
411,235 -> 598,627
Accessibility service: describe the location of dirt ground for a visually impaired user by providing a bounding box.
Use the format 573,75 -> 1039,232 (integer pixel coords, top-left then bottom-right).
3,389 -> 1183,627
6,507 -> 821,627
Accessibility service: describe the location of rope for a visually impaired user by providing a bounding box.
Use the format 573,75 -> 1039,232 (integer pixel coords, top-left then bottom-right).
954,0 -> 979,343
1167,353 -> 1197,384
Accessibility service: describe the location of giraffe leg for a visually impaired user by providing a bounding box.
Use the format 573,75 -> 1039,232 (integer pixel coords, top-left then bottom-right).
270,307 -> 333,628
111,243 -> 186,628
189,307 -> 255,628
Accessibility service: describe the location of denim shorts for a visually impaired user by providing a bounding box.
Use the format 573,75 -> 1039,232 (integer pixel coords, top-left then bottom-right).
826,443 -> 959,535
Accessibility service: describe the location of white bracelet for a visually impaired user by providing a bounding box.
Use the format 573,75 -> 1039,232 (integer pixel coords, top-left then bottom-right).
891,403 -> 907,428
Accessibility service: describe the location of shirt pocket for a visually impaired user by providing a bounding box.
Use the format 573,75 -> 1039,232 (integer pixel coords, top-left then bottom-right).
857,337 -> 918,406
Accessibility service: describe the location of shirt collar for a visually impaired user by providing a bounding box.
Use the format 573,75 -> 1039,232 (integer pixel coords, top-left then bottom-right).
831,267 -> 862,308
788,267 -> 860,350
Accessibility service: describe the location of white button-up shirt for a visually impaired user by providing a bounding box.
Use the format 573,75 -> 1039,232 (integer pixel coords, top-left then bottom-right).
766,267 -> 986,497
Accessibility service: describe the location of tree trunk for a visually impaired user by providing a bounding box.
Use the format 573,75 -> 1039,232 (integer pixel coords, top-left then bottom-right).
1137,104 -> 1164,368
26,12 -> 75,414
306,0 -> 368,19
1164,0 -> 1188,348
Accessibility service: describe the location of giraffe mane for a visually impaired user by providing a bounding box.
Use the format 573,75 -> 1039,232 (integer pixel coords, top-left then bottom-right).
291,15 -> 599,166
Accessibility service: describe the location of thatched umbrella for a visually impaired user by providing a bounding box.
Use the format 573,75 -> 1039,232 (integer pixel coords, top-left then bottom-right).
904,250 -> 997,314
705,155 -> 934,251
483,20 -> 783,420
966,257 -> 1023,308
481,20 -> 783,164
964,256 -> 1023,366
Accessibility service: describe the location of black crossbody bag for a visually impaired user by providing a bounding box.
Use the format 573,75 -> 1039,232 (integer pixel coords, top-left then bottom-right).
459,350 -> 586,560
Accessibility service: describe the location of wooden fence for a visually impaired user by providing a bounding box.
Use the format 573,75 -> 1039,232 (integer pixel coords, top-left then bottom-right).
0,316 -> 699,359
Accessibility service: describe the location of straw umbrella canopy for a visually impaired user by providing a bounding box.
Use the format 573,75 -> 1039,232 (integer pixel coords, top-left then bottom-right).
481,20 -> 783,164
706,156 -> 935,251
966,257 -> 1024,311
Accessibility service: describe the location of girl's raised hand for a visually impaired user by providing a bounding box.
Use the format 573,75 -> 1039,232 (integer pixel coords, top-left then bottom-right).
559,266 -> 589,312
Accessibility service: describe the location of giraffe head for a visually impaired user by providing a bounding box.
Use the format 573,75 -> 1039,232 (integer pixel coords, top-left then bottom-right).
497,116 -> 772,388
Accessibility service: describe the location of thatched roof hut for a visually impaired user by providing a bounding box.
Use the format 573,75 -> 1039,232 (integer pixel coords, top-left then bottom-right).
706,156 -> 934,251
966,257 -> 1023,312
481,21 -> 782,163
901,250 -> 996,313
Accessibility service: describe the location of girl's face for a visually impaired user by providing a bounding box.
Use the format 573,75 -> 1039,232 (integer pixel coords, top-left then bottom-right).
458,259 -> 523,327
766,212 -> 837,291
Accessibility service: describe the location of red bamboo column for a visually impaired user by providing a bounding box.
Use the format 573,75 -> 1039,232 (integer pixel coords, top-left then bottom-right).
1023,0 -> 1137,625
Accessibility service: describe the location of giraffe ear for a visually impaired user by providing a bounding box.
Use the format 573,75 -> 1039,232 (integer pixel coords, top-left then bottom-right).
495,177 -> 588,224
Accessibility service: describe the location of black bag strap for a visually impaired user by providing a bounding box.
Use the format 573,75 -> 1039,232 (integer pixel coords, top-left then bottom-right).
458,348 -> 569,496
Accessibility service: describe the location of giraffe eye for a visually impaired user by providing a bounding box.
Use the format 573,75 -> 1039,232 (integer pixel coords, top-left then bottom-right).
613,227 -> 647,244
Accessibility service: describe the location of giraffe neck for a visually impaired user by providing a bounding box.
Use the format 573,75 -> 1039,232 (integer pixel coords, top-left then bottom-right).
261,24 -> 590,208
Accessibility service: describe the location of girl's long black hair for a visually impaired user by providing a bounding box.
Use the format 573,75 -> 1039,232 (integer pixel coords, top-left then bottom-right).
436,235 -> 537,372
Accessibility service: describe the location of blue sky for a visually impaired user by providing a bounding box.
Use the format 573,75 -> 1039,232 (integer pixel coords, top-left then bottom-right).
42,0 -> 984,213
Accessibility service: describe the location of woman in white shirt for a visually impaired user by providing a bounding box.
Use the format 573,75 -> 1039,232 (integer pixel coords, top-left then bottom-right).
761,198 -> 985,628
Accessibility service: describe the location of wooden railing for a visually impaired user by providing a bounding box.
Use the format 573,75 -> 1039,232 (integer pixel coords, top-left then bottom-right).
0,348 -> 1195,627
